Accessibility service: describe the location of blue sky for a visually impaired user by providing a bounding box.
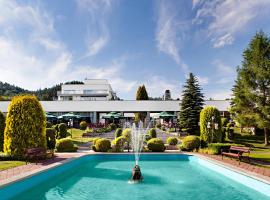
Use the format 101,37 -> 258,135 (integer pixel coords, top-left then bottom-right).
0,0 -> 270,100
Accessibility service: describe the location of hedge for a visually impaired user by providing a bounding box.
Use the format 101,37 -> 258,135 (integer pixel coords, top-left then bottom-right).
112,136 -> 126,152
94,138 -> 111,152
200,106 -> 222,145
46,128 -> 56,150
147,138 -> 165,152
167,137 -> 178,145
56,138 -> 78,152
181,135 -> 200,151
0,110 -> 5,151
4,95 -> 47,157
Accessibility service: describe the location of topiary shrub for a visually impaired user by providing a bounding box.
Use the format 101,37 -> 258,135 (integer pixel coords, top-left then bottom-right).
115,128 -> 122,138
80,121 -> 87,130
225,126 -> 234,140
155,123 -> 162,129
181,135 -> 200,151
200,106 -> 222,145
4,95 -> 47,157
46,128 -> 56,150
207,143 -> 233,155
94,138 -> 111,152
0,110 -> 5,151
167,137 -> 178,145
112,136 -> 126,152
58,123 -> 68,139
46,121 -> 52,128
221,117 -> 229,127
109,123 -> 117,131
148,128 -> 157,138
147,138 -> 165,152
56,138 -> 78,152
122,128 -> 131,151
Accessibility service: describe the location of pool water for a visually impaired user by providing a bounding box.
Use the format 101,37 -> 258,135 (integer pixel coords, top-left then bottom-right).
2,154 -> 270,200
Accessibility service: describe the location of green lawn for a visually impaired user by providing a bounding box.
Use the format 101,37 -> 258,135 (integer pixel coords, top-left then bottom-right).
0,161 -> 25,171
68,128 -> 95,145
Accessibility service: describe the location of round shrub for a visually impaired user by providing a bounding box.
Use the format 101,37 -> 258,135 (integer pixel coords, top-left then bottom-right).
148,128 -> 157,138
46,121 -> 52,128
0,110 -> 5,151
115,128 -> 122,138
155,123 -> 162,129
4,95 -> 46,157
167,137 -> 178,145
200,106 -> 222,144
56,138 -> 78,152
58,123 -> 67,139
147,138 -> 165,152
80,121 -> 87,130
109,123 -> 117,131
182,135 -> 200,151
112,136 -> 126,152
122,128 -> 131,151
94,138 -> 111,152
46,128 -> 56,150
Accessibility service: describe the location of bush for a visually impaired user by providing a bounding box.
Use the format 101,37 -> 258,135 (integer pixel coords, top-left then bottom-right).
112,136 -> 126,152
109,123 -> 117,131
58,123 -> 68,139
226,127 -> 234,140
92,137 -> 101,145
53,124 -> 59,133
200,106 -> 222,144
46,128 -> 56,150
46,121 -> 52,128
4,95 -> 46,157
167,137 -> 178,145
80,121 -> 87,130
207,143 -> 232,154
155,123 -> 162,129
221,118 -> 229,127
148,128 -> 157,138
115,128 -> 122,138
56,138 -> 77,152
145,134 -> 151,142
0,111 -> 5,151
147,138 -> 165,152
182,135 -> 200,151
94,138 -> 111,152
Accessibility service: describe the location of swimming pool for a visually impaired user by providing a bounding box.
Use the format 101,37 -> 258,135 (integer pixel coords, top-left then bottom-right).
0,154 -> 269,200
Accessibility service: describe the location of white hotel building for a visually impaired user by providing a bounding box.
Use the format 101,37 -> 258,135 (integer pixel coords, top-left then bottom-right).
0,79 -> 230,123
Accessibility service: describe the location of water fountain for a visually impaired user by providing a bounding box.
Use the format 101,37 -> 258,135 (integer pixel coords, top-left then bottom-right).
125,121 -> 149,182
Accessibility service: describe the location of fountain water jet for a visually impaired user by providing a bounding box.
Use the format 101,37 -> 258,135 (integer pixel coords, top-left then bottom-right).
125,121 -> 149,182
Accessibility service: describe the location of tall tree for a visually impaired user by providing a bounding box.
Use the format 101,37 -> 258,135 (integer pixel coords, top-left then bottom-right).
231,31 -> 270,145
179,73 -> 204,135
135,85 -> 149,122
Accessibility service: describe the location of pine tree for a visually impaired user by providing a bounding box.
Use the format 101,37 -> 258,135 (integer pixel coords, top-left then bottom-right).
179,73 -> 204,135
231,31 -> 270,145
135,85 -> 149,122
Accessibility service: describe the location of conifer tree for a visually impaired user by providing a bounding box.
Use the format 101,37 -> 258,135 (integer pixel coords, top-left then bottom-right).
179,73 -> 204,134
135,85 -> 149,122
231,31 -> 270,145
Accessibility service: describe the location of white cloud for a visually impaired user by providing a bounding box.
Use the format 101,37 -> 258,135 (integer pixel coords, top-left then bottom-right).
193,0 -> 270,48
155,0 -> 189,72
207,90 -> 232,100
197,75 -> 209,85
212,59 -> 235,84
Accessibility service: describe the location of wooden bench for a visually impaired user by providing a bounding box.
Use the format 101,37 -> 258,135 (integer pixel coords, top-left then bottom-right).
25,147 -> 47,164
221,146 -> 251,164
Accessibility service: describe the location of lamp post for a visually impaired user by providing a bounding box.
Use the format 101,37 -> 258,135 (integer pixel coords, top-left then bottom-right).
207,116 -> 218,143
69,118 -> 73,138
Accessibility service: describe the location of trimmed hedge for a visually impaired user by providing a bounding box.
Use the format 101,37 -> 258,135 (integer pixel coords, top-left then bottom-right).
112,136 -> 126,152
4,95 -> 46,157
207,143 -> 232,154
115,128 -> 122,138
147,138 -> 165,152
0,110 -> 5,151
148,128 -> 157,138
46,128 -> 56,150
200,106 -> 222,145
80,121 -> 87,130
181,135 -> 200,151
56,138 -> 78,152
94,138 -> 111,152
167,137 -> 178,145
58,123 -> 68,139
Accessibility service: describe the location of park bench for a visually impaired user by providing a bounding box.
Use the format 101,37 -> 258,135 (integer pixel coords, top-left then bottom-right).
221,146 -> 251,164
25,147 -> 47,164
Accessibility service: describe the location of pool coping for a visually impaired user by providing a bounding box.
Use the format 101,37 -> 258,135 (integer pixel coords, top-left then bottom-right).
0,151 -> 269,188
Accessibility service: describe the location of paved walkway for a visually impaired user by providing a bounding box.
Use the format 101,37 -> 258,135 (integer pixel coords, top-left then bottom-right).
195,153 -> 270,180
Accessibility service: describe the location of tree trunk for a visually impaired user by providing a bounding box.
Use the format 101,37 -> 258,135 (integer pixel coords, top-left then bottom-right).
264,127 -> 269,146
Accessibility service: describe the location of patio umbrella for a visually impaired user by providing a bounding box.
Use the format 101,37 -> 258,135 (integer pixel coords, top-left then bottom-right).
58,112 -> 82,120
46,113 -> 58,121
158,111 -> 176,119
102,112 -> 124,119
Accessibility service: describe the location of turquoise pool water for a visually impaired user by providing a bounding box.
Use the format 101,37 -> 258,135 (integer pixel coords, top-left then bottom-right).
1,154 -> 269,200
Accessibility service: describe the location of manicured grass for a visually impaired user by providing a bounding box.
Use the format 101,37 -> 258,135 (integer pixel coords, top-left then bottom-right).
68,128 -> 95,144
0,161 -> 25,171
